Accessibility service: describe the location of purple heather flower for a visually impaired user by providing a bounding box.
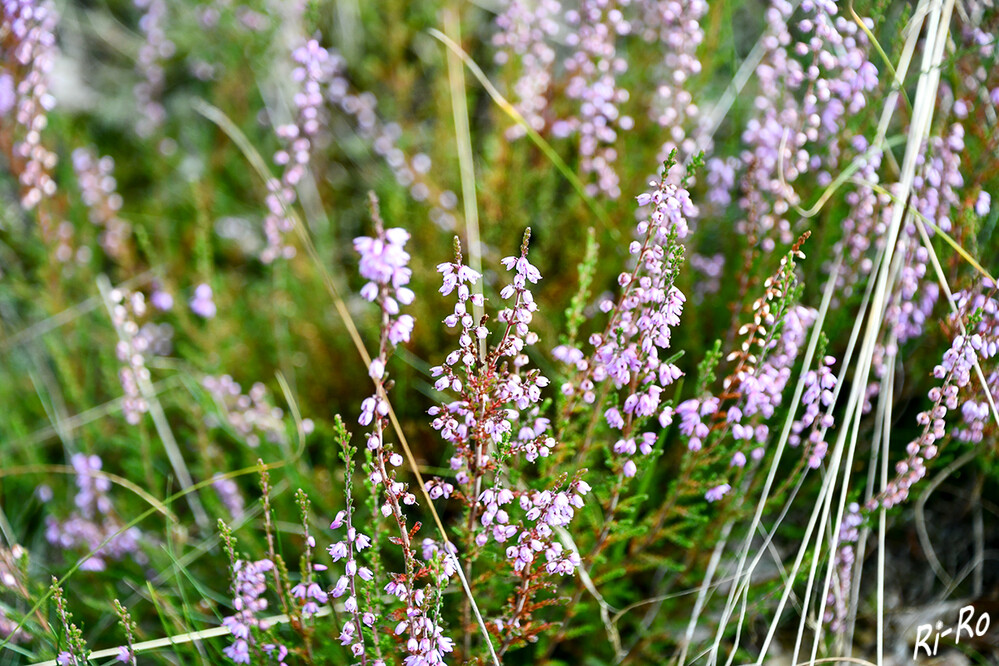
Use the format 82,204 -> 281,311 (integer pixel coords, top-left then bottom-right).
212,474 -> 245,521
189,284 -> 216,318
132,0 -> 173,137
556,172 -> 691,476
825,503 -> 862,633
291,581 -> 328,617
491,0 -> 561,140
2,0 -> 60,209
150,285 -> 173,311
790,355 -> 838,468
734,0 -> 879,256
639,0 -> 710,174
873,285 -> 999,510
560,0 -> 633,198
45,453 -> 144,570
222,559 -> 282,664
258,39 -> 343,262
0,73 -> 13,115
201,375 -> 293,448
976,191 -> 991,217
705,484 -> 731,503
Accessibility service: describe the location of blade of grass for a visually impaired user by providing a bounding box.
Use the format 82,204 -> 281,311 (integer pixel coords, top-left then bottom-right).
443,8 -> 486,365
798,2 -> 955,663
0,270 -> 157,353
9,376 -> 182,449
695,0 -> 802,154
27,608 -> 332,666
428,28 -> 610,229
0,465 -> 176,522
706,253 -> 842,664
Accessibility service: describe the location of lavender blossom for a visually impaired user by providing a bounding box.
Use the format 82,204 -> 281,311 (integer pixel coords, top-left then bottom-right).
559,0 -> 633,198
45,454 -> 145,571
491,0 -> 561,140
202,375 -> 306,448
110,289 -> 152,425
72,148 -> 132,262
222,558 -> 284,665
824,502 -> 862,633
189,283 -> 216,318
2,0 -> 60,210
132,0 -> 173,137
557,169 -> 690,475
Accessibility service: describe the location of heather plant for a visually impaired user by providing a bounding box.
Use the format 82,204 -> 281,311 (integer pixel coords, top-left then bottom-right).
1,0 -> 998,664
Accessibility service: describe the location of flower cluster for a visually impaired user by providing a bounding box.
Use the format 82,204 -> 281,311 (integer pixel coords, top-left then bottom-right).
789,355 -> 837,468
491,0 -> 560,140
389,540 -> 458,666
734,0 -> 878,251
423,232 -> 597,649
824,502 -> 862,633
2,0 -> 59,210
731,305 -> 815,428
429,234 -> 557,494
110,289 -> 153,425
212,474 -> 246,521
504,482 -> 589,576
44,454 -> 144,571
261,39 -> 340,263
712,234 -> 813,466
202,375 -> 307,448
667,235 -> 815,503
884,123 -> 966,350
266,39 -> 459,245
949,284 -> 999,444
327,510 -> 374,658
189,283 -> 217,318
132,0 -> 173,137
557,170 -> 690,477
222,559 -> 287,665
290,491 -> 328,620
558,0 -> 633,198
352,210 -> 454,665
873,318 -> 997,509
638,0 -> 709,168
828,137 -> 885,305
354,225 -> 415,348
322,418 -> 382,665
72,148 -> 132,263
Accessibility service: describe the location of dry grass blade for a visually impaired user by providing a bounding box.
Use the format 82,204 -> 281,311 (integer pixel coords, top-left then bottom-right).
443,8 -> 486,364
